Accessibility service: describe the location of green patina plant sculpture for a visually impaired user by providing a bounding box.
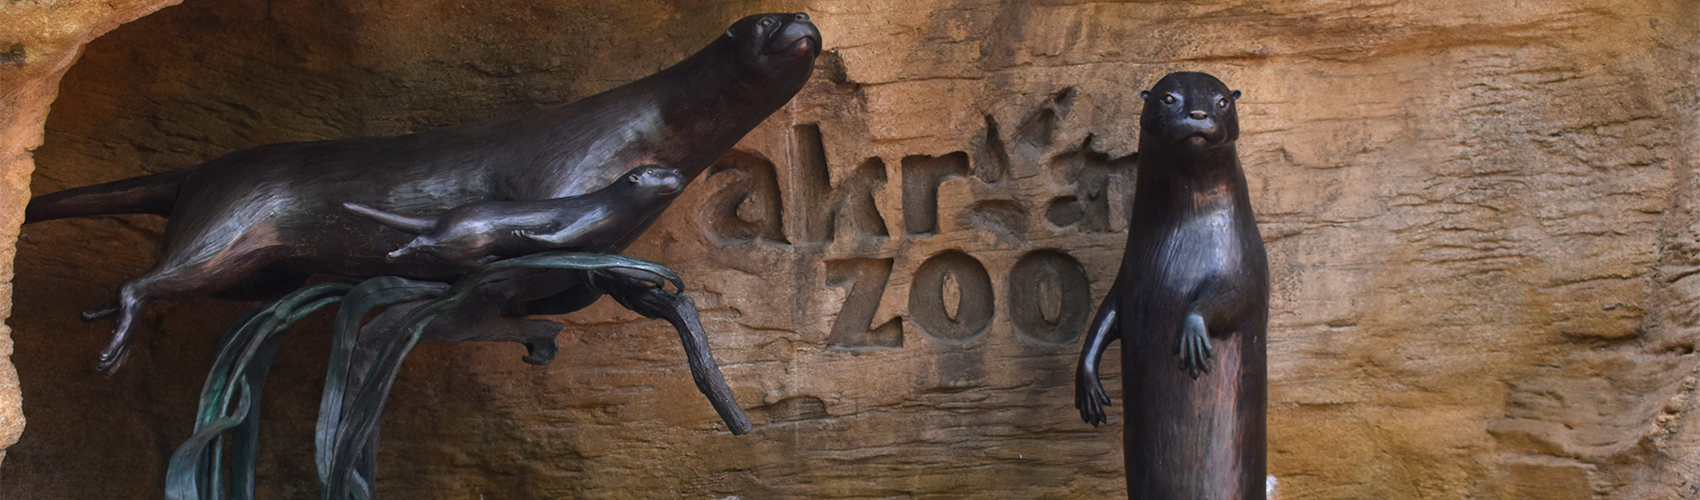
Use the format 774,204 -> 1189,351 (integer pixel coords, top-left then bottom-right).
163,252 -> 733,500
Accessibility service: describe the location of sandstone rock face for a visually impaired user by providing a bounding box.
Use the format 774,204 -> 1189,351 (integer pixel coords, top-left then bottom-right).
0,0 -> 183,469
1,0 -> 1697,499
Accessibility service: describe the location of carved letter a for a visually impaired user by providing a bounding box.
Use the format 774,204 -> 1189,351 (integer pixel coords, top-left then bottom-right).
792,124 -> 888,243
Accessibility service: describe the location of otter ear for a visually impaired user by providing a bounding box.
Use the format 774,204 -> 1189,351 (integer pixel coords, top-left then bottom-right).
1231,90 -> 1242,100
1140,90 -> 1151,100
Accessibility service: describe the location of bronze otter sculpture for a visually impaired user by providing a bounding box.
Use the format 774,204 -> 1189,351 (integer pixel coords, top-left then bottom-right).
25,13 -> 821,378
1074,72 -> 1269,499
343,165 -> 685,264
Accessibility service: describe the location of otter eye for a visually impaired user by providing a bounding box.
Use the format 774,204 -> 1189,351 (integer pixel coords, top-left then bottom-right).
759,17 -> 775,28
1217,98 -> 1228,109
1162,94 -> 1177,105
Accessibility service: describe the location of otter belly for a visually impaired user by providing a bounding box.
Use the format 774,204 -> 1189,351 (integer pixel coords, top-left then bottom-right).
1120,321 -> 1261,499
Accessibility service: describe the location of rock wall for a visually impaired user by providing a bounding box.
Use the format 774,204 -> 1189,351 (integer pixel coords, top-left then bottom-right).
1,0 -> 1697,498
0,0 -> 183,469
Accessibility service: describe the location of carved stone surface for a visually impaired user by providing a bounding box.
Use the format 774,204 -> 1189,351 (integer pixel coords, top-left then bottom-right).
1,0 -> 1699,499
0,0 -> 185,469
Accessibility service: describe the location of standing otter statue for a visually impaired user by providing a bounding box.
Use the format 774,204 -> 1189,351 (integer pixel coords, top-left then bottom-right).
1073,72 -> 1270,499
342,165 -> 686,264
25,13 -> 821,381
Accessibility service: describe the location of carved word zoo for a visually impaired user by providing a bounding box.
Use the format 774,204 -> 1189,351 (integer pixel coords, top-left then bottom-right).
697,114 -> 1136,352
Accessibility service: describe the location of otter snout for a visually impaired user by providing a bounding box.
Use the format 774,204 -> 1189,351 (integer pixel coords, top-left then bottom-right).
656,177 -> 684,196
1179,119 -> 1220,146
652,172 -> 685,196
769,13 -> 822,56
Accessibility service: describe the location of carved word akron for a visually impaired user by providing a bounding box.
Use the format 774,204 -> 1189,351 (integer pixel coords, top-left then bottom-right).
699,117 -> 1132,351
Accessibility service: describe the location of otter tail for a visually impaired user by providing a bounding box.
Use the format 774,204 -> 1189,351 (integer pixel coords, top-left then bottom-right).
24,169 -> 193,224
341,202 -> 435,235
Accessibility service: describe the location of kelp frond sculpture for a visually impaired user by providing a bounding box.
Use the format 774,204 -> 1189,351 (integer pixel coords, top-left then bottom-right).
164,252 -> 746,500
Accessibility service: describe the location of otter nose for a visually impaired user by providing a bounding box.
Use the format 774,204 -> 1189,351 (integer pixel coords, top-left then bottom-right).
1188,110 -> 1207,120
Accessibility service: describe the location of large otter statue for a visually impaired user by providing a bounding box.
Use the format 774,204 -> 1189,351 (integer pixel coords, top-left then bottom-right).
1074,72 -> 1270,499
25,12 -> 821,394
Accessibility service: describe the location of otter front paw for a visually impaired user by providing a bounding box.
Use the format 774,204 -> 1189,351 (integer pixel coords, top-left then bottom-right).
1176,312 -> 1212,379
1076,370 -> 1112,427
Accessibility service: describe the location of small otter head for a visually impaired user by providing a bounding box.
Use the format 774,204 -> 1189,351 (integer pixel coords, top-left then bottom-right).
721,13 -> 821,89
622,165 -> 686,198
1139,72 -> 1241,151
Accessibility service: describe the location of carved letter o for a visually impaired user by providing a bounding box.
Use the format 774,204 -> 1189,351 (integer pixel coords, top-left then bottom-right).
1007,250 -> 1091,345
908,250 -> 995,346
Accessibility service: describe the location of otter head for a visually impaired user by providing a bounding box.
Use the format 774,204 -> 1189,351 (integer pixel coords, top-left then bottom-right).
623,165 -> 686,198
721,13 -> 821,94
1139,72 -> 1241,151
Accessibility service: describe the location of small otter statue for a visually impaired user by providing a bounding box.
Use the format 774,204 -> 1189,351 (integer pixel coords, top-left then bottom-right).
343,166 -> 685,265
